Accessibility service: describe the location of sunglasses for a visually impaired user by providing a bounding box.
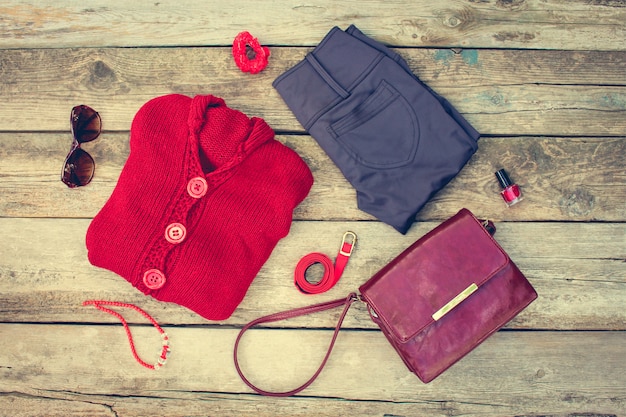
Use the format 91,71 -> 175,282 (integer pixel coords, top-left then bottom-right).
62,105 -> 102,188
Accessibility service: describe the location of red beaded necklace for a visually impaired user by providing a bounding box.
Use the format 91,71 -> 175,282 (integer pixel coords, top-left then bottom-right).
83,300 -> 170,370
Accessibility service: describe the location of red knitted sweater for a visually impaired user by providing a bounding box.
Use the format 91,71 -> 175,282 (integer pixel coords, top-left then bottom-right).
86,94 -> 313,320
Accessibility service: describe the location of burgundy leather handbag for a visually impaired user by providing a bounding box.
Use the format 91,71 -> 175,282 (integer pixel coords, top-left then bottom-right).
234,208 -> 538,396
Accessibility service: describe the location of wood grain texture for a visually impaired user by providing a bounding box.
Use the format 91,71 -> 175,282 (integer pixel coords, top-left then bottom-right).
0,0 -> 624,50
0,48 -> 625,135
0,324 -> 624,415
1,218 -> 624,329
1,391 -> 624,417
1,2 -> 625,415
1,133 -> 624,222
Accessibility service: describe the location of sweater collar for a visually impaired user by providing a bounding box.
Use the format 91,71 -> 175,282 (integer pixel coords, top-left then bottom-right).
187,95 -> 275,180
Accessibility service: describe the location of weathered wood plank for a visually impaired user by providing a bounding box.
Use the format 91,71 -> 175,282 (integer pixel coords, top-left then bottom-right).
1,218 -> 624,329
1,134 -> 624,222
1,48 -> 625,135
0,0 -> 624,50
0,393 -> 529,417
0,393 -> 486,417
1,392 -> 584,417
1,324 -> 624,415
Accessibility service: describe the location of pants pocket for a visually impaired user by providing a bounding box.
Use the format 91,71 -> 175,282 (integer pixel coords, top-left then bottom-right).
328,80 -> 419,169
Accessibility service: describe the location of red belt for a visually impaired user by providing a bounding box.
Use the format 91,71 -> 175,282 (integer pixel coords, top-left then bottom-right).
294,232 -> 357,294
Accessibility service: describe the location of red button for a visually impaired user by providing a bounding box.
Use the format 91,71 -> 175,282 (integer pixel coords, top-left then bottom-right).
187,177 -> 208,199
143,269 -> 166,290
165,223 -> 186,244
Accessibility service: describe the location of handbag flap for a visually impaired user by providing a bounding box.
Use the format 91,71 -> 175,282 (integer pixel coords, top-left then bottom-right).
359,208 -> 509,343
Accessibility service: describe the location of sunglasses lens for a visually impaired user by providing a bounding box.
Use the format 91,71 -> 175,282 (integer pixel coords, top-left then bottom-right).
62,148 -> 95,187
71,105 -> 101,143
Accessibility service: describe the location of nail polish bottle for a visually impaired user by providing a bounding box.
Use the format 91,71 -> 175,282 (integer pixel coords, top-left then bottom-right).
495,169 -> 523,207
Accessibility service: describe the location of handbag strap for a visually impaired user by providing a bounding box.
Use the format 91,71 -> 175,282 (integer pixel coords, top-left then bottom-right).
233,292 -> 358,396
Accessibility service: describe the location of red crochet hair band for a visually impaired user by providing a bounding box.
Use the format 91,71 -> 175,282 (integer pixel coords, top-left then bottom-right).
232,31 -> 270,74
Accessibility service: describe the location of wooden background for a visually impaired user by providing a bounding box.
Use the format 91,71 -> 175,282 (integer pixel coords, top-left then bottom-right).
1,1 -> 625,416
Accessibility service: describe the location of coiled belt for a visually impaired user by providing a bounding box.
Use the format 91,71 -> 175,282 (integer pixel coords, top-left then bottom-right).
294,231 -> 357,294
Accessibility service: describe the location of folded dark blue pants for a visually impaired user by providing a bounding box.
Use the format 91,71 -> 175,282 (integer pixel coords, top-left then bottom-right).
273,25 -> 479,234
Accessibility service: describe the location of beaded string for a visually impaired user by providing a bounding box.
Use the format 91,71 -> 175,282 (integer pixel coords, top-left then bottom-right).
83,300 -> 170,370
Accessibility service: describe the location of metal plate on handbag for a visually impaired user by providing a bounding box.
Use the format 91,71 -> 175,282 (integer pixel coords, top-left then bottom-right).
359,208 -> 538,383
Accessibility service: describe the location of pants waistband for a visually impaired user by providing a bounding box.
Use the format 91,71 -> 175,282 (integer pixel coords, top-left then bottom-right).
273,26 -> 386,129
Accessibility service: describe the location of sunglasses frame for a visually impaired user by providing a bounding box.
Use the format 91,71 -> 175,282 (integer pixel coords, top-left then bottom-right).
61,105 -> 101,188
